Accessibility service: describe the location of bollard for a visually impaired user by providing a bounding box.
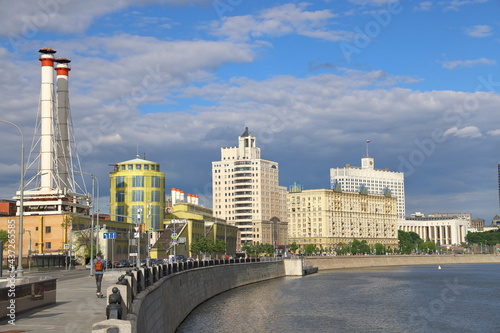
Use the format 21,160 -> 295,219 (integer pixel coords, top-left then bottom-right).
106,287 -> 123,320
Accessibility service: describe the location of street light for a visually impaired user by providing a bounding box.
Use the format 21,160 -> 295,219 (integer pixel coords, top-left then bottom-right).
0,119 -> 25,276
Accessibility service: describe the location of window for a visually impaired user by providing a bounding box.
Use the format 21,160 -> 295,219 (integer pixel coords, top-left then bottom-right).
151,176 -> 160,187
136,164 -> 141,170
128,164 -> 133,170
121,165 -> 125,170
45,242 -> 51,249
144,164 -> 149,170
132,205 -> 144,222
116,206 -> 125,222
151,205 -> 161,229
45,226 -> 51,233
132,176 -> 144,187
116,176 -> 125,188
132,190 -> 144,202
151,190 -> 160,202
116,191 -> 125,203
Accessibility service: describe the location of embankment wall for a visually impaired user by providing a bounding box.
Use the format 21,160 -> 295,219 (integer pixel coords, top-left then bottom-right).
304,254 -> 500,271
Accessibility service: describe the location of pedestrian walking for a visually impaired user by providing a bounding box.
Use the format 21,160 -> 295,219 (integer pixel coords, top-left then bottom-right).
93,252 -> 106,298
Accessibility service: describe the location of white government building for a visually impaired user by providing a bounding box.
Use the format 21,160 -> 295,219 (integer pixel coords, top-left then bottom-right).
330,155 -> 406,219
398,213 -> 468,245
212,127 -> 288,246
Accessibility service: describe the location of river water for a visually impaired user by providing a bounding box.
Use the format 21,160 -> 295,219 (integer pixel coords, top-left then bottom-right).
177,264 -> 499,333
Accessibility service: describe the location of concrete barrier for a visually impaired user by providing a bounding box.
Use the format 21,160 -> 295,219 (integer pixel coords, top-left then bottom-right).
93,259 -> 304,333
304,254 -> 500,270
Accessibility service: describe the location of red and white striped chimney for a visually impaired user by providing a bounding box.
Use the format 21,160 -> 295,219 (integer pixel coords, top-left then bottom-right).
39,48 -> 56,192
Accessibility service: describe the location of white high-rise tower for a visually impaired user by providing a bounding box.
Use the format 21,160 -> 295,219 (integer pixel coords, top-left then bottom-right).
212,128 -> 288,247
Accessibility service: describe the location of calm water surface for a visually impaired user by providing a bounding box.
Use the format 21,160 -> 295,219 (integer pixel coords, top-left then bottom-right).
177,264 -> 500,333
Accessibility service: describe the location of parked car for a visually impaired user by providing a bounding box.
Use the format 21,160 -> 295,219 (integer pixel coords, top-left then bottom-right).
85,262 -> 92,270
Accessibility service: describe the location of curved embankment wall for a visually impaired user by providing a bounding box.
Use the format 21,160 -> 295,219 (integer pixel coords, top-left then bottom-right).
305,254 -> 500,270
129,261 -> 285,333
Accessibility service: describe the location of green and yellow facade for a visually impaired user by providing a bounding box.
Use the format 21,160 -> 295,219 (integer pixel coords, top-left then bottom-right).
109,156 -> 165,230
150,202 -> 239,259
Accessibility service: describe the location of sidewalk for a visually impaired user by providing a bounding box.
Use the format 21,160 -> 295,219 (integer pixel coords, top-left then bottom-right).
0,268 -> 124,333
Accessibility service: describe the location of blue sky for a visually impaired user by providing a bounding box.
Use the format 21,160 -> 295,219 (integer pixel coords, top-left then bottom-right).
0,0 -> 499,221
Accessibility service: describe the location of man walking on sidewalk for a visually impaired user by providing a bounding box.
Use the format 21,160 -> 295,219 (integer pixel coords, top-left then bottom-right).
93,252 -> 106,298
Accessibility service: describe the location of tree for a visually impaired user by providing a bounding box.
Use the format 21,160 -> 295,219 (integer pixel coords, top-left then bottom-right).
419,241 -> 436,253
289,242 -> 299,254
398,230 -> 423,254
374,243 -> 386,255
303,244 -> 316,255
0,229 -> 8,250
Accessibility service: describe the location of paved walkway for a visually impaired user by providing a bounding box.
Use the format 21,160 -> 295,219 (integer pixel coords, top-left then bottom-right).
0,267 -> 124,333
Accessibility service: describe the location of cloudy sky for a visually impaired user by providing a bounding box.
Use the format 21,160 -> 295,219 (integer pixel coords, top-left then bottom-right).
0,0 -> 499,220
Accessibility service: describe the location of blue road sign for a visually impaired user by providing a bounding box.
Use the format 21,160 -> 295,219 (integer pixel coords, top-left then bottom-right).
103,232 -> 117,239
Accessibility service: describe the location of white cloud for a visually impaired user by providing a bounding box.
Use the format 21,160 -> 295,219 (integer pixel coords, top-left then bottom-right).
441,57 -> 496,70
487,129 -> 500,136
209,3 -> 351,42
464,25 -> 493,38
442,0 -> 489,11
443,126 -> 483,138
349,0 -> 400,5
413,1 -> 433,11
0,0 -> 211,40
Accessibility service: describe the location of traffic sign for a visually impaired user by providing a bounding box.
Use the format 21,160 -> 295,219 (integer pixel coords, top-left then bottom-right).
172,238 -> 177,244
103,232 -> 117,239
130,253 -> 138,257
171,233 -> 178,239
64,244 -> 69,249
148,228 -> 153,232
134,232 -> 140,238
134,226 -> 140,232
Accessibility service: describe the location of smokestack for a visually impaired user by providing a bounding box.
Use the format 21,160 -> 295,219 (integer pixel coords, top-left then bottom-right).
39,48 -> 56,192
171,188 -> 177,205
55,57 -> 71,191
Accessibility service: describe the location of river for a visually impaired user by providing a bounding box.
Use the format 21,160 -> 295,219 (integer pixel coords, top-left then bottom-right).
177,264 -> 499,333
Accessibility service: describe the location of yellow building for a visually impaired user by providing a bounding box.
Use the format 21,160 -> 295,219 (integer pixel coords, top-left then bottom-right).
109,156 -> 165,230
150,202 -> 238,259
287,183 -> 398,250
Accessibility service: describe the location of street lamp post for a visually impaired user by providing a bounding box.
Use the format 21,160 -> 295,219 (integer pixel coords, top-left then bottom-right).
0,119 -> 25,276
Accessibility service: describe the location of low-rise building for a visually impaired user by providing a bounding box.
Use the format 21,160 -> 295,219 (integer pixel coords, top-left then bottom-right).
399,214 -> 468,245
151,202 -> 239,259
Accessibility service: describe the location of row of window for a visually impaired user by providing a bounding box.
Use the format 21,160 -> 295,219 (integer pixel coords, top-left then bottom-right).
115,190 -> 163,202
115,176 -> 163,188
120,164 -> 160,171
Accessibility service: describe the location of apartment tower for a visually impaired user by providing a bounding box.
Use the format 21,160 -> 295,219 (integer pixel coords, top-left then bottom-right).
212,128 -> 287,246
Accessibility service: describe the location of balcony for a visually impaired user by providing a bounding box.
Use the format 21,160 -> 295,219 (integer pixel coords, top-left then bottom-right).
235,197 -> 251,202
234,179 -> 252,184
235,167 -> 251,171
235,184 -> 252,189
235,203 -> 252,208
235,191 -> 252,196
235,173 -> 253,177
236,209 -> 252,214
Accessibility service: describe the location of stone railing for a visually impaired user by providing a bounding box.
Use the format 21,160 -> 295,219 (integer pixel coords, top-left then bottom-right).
92,257 -> 303,333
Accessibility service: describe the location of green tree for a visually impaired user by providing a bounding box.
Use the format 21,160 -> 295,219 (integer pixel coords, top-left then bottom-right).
336,242 -> 348,255
374,243 -> 386,255
303,244 -> 316,255
398,230 -> 423,254
0,229 -> 8,250
289,242 -> 299,254
419,241 -> 436,253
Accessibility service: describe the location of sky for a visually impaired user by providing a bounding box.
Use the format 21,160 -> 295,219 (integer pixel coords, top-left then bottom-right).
0,0 -> 499,221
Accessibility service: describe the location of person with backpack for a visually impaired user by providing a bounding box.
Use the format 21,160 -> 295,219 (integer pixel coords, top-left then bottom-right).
93,253 -> 106,298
